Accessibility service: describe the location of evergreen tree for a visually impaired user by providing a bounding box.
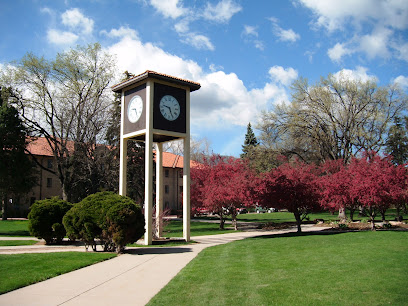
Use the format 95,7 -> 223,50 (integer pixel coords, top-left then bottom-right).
0,87 -> 36,219
385,117 -> 408,165
241,122 -> 259,159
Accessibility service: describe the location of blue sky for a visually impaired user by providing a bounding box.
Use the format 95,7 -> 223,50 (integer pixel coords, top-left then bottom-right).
1,0 -> 408,157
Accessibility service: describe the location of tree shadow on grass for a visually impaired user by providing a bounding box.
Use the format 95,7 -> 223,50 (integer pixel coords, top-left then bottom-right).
0,230 -> 30,236
125,247 -> 193,255
249,229 -> 351,240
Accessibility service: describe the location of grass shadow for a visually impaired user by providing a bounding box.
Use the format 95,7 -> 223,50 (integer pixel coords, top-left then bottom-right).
125,247 -> 193,255
249,228 -> 351,240
0,230 -> 31,237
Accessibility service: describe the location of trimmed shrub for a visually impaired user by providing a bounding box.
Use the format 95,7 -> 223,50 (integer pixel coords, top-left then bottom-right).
63,191 -> 145,252
28,197 -> 72,244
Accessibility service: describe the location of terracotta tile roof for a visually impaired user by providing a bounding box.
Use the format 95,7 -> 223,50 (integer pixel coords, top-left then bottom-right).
26,137 -> 55,157
27,137 -> 200,168
111,70 -> 201,93
160,151 -> 200,169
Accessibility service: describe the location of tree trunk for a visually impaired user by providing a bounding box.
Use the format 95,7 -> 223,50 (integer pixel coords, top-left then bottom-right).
338,207 -> 346,221
231,210 -> 238,231
2,195 -> 8,221
396,206 -> 401,220
371,219 -> 376,231
349,208 -> 355,222
294,210 -> 302,233
219,213 -> 225,230
380,210 -> 386,222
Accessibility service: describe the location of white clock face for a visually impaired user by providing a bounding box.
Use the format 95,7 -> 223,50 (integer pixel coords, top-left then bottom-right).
127,95 -> 143,123
159,95 -> 180,121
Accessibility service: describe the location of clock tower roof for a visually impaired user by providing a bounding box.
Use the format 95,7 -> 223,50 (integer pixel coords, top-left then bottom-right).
112,70 -> 201,93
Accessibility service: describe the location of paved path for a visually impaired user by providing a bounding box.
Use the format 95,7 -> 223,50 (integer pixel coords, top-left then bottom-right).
0,225 -> 327,306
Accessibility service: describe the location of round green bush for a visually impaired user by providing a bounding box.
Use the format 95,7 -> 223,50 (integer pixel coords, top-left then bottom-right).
63,191 -> 145,252
28,197 -> 72,244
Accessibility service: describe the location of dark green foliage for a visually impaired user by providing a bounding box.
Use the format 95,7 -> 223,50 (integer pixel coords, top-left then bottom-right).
0,87 -> 36,220
105,200 -> 145,252
385,116 -> 408,165
241,122 -> 259,159
27,197 -> 72,244
63,191 -> 145,252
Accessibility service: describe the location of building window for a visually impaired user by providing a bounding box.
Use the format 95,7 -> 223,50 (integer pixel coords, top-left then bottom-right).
179,186 -> 183,194
47,178 -> 52,188
165,169 -> 169,177
165,185 -> 169,194
47,159 -> 53,169
179,171 -> 183,178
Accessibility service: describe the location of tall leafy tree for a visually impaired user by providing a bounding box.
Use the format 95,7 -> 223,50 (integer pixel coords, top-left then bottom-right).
0,87 -> 36,219
1,43 -> 115,202
259,73 -> 408,164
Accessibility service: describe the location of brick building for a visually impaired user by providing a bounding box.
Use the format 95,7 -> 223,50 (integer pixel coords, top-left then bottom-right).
9,137 -> 198,216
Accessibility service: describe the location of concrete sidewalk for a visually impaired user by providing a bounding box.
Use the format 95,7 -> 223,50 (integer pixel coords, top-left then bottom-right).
0,225 -> 327,306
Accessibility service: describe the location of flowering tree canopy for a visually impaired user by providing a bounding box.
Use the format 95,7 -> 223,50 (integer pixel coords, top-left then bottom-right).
258,159 -> 321,232
191,155 -> 256,230
348,152 -> 408,229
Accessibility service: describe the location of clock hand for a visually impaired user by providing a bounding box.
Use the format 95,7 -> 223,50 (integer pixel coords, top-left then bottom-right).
133,108 -> 138,116
164,105 -> 174,117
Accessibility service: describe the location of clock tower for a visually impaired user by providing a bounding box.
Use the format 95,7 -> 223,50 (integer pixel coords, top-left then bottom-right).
112,71 -> 200,245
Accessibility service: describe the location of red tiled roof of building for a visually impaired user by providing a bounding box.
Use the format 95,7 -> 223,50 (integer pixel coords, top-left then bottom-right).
26,137 -> 199,168
161,151 -> 200,169
26,137 -> 75,157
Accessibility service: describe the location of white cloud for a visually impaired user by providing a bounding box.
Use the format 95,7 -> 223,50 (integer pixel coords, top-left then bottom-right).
61,8 -> 94,35
254,40 -> 265,51
298,0 -> 408,32
182,34 -> 215,51
298,0 -> 408,63
203,0 -> 242,23
150,0 -> 187,19
393,42 -> 408,62
327,42 -> 353,62
40,7 -> 54,16
268,66 -> 298,86
359,27 -> 392,59
277,28 -> 300,42
242,25 -> 264,50
174,18 -> 190,34
100,26 -> 138,39
392,75 -> 408,90
106,33 -> 292,130
269,17 -> 300,43
333,66 -> 378,83
243,25 -> 258,37
47,29 -> 78,45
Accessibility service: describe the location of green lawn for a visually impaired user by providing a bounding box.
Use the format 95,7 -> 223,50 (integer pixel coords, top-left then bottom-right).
0,252 -> 116,294
0,220 -> 30,236
148,231 -> 408,305
0,240 -> 38,246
